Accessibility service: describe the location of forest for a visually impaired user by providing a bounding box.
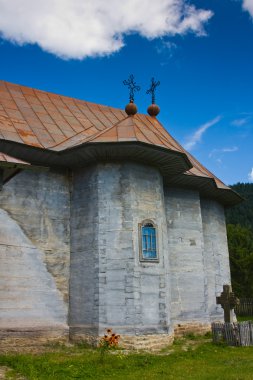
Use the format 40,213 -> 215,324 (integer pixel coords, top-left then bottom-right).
225,183 -> 253,297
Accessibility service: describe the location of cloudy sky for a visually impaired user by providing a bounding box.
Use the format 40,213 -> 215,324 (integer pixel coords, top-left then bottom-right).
0,0 -> 252,184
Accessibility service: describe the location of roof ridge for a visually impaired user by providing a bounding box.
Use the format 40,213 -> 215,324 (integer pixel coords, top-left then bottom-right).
135,114 -> 173,148
85,115 -> 133,144
51,114 -> 132,149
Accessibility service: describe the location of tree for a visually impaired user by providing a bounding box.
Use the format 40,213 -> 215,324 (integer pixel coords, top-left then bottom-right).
226,183 -> 253,230
227,224 -> 253,297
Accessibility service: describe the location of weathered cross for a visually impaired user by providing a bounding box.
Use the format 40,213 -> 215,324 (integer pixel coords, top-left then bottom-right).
216,284 -> 239,323
146,77 -> 160,104
123,74 -> 141,103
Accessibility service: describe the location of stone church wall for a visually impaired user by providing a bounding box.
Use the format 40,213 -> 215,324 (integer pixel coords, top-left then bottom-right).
0,170 -> 69,337
0,164 -> 232,347
69,162 -> 172,344
164,187 -> 209,327
200,198 -> 231,321
69,166 -> 100,339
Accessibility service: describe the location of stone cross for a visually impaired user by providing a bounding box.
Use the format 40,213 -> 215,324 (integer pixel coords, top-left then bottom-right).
216,284 -> 239,323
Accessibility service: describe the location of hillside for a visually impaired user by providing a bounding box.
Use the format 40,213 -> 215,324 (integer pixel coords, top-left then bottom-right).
225,182 -> 253,297
225,183 -> 253,230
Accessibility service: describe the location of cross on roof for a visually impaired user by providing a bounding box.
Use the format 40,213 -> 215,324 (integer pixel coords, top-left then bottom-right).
123,74 -> 140,103
146,77 -> 160,104
216,284 -> 239,323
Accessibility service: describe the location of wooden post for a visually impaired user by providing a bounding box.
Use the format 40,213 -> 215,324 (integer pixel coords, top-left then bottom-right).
216,284 -> 240,323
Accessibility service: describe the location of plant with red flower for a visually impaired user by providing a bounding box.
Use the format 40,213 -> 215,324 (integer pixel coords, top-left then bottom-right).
99,328 -> 121,363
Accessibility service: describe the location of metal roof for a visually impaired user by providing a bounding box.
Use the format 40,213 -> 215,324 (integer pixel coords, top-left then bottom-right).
0,152 -> 30,166
0,80 -> 242,206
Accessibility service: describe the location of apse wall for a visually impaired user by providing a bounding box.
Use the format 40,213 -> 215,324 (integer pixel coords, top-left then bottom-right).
69,162 -> 172,346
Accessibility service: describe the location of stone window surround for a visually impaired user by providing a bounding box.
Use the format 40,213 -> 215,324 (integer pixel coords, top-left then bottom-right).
138,219 -> 159,263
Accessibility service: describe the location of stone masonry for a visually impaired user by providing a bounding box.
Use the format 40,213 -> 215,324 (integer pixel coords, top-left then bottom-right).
0,162 -> 231,348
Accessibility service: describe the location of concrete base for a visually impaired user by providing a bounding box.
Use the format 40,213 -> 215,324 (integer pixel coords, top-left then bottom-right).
120,334 -> 174,350
70,330 -> 174,350
174,322 -> 211,337
0,322 -> 211,351
69,322 -> 211,350
0,326 -> 69,351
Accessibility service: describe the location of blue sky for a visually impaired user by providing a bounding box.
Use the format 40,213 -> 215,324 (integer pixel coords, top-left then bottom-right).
0,0 -> 252,185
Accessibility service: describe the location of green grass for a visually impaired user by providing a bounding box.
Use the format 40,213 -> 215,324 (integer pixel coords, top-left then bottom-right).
236,315 -> 253,322
1,336 -> 253,380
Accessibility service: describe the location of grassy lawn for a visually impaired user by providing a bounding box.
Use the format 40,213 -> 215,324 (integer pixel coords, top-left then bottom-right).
1,336 -> 253,380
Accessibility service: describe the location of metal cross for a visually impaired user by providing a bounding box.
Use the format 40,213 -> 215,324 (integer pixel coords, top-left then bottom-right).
123,74 -> 140,102
216,284 -> 239,323
146,77 -> 160,104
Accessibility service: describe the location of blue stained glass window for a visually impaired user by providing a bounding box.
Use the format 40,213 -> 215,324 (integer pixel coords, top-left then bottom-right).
141,222 -> 158,260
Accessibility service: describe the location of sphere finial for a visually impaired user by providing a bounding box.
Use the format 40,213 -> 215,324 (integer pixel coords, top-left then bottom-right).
147,104 -> 160,117
125,100 -> 138,116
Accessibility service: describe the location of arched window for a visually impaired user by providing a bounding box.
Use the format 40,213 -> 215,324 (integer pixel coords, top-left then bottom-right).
139,220 -> 158,261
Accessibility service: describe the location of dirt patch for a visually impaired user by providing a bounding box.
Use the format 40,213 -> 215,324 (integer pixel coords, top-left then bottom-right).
0,367 -> 8,379
0,366 -> 27,380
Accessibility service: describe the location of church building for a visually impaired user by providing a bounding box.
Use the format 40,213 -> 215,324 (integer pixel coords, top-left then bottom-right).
0,80 -> 241,349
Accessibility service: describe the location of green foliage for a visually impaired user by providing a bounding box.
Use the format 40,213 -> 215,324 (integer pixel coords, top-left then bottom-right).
225,183 -> 253,297
227,224 -> 253,297
226,183 -> 253,230
237,316 -> 253,322
1,339 -> 253,380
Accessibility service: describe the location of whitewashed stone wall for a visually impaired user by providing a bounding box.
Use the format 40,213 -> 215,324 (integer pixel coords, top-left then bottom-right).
0,170 -> 70,332
0,163 -> 231,345
201,198 -> 231,321
0,170 -> 70,303
69,166 -> 100,338
164,188 -> 209,325
69,162 -> 171,340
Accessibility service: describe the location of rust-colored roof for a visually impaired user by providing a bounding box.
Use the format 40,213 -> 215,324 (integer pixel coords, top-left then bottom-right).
0,80 -> 241,205
0,80 -> 187,154
185,152 -> 230,190
0,152 -> 30,166
0,152 -> 31,188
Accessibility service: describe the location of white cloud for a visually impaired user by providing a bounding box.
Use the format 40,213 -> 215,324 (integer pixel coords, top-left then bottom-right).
208,146 -> 238,165
222,146 -> 238,153
243,0 -> 253,18
156,40 -> 177,55
209,146 -> 238,158
231,117 -> 250,127
0,0 -> 213,59
184,115 -> 221,151
248,168 -> 253,181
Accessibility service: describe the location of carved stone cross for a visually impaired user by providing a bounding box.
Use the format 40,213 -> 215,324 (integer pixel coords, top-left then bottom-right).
216,284 -> 239,323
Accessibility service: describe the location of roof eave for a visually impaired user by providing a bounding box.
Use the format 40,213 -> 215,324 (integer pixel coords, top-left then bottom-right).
0,139 -> 241,206
164,173 -> 243,207
0,139 -> 193,177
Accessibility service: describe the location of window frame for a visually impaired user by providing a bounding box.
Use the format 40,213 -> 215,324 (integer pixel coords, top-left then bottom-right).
138,219 -> 159,263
